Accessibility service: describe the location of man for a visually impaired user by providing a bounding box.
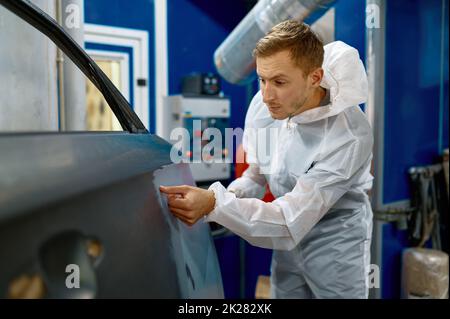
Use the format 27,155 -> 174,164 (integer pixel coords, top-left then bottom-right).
160,20 -> 373,299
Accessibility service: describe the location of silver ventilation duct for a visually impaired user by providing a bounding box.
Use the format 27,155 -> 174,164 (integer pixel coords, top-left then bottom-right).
214,0 -> 336,85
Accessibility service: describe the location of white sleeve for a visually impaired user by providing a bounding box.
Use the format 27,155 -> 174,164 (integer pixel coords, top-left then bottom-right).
227,164 -> 266,199
205,135 -> 373,251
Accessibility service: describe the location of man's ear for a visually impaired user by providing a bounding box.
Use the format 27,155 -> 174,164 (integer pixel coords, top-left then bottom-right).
309,67 -> 324,87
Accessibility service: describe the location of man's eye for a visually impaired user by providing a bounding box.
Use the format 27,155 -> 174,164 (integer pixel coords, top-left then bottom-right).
275,81 -> 285,85
259,78 -> 265,84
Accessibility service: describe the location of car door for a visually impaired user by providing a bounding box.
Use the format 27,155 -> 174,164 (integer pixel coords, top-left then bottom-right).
0,0 -> 223,299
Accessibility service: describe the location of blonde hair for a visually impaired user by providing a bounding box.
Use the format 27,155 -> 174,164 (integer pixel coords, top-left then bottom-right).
253,20 -> 324,76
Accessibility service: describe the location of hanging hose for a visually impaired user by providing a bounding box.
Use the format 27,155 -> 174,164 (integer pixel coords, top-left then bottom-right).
408,164 -> 446,250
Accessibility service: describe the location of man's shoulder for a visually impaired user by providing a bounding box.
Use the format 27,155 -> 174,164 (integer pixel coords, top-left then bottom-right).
327,106 -> 373,143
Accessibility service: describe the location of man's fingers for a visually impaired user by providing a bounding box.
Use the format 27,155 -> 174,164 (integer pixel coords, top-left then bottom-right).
168,206 -> 189,216
159,185 -> 190,195
167,197 -> 190,210
169,208 -> 194,225
167,206 -> 198,226
171,211 -> 190,224
167,194 -> 183,200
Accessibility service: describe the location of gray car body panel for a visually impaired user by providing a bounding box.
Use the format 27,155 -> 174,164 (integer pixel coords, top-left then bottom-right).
0,133 -> 224,298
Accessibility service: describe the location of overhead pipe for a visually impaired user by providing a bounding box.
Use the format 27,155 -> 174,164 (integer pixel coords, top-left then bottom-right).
214,0 -> 336,85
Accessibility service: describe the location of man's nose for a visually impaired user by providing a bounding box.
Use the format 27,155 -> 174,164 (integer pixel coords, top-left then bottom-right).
262,83 -> 275,104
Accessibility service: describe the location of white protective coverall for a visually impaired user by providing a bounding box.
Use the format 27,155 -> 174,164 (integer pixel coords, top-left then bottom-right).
205,41 -> 374,299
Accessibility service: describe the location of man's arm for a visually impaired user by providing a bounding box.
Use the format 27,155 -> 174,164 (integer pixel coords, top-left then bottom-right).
161,134 -> 373,251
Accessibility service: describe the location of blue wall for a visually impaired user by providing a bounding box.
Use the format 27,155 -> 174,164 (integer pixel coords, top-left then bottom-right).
167,0 -> 254,135
381,0 -> 448,299
334,0 -> 449,300
384,0 -> 449,204
335,0 -> 366,64
85,0 -> 156,133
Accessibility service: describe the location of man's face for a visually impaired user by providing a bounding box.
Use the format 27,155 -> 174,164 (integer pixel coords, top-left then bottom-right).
256,50 -> 317,120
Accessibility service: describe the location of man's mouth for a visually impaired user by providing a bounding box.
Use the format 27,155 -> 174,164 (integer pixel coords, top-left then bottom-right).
268,105 -> 281,112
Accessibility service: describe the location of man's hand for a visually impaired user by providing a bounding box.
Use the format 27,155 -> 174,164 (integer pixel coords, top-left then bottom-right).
159,185 -> 216,226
